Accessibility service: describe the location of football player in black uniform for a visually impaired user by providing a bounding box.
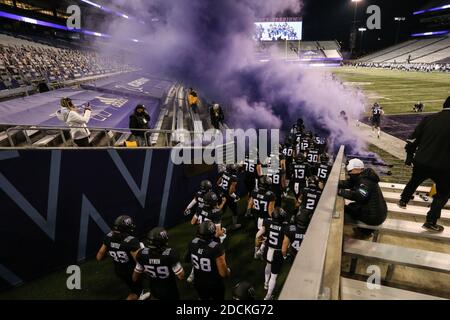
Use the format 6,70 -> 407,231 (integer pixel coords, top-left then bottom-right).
316,153 -> 332,184
266,156 -> 286,208
282,210 -> 308,260
241,154 -> 262,196
255,208 -> 287,300
184,180 -> 213,216
371,102 -> 384,139
297,176 -> 323,222
313,134 -> 328,154
289,153 -> 311,205
247,176 -> 276,258
96,215 -> 143,300
187,221 -> 231,300
217,164 -> 241,230
133,227 -> 184,300
191,191 -> 226,241
281,138 -> 295,178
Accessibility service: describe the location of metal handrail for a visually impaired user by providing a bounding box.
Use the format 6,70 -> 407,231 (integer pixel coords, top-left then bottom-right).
3,123 -> 207,148
279,145 -> 345,300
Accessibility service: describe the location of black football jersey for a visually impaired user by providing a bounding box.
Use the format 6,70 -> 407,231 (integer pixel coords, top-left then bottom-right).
251,189 -> 276,219
195,189 -> 208,211
103,232 -> 141,271
243,158 -> 259,179
285,225 -> 306,254
218,172 -> 238,194
299,137 -> 311,152
290,161 -> 311,183
372,106 -> 383,118
188,238 -> 224,284
282,144 -> 294,162
306,149 -> 320,165
263,218 -> 287,250
135,247 -> 182,283
301,187 -> 322,212
266,167 -> 284,188
314,136 -> 327,153
195,207 -> 222,225
316,163 -> 332,182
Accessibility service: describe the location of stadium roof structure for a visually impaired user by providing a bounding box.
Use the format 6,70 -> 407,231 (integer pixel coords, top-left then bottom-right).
414,0 -> 450,15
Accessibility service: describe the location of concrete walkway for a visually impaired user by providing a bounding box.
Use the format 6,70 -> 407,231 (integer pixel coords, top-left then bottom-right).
354,120 -> 407,160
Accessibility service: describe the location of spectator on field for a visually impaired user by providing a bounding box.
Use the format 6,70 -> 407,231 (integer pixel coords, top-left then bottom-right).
129,104 -> 150,146
56,97 -> 92,147
210,103 -> 225,130
188,88 -> 199,114
338,158 -> 387,238
399,96 -> 450,232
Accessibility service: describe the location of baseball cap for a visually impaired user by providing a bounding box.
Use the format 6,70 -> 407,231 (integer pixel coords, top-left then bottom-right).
347,158 -> 365,172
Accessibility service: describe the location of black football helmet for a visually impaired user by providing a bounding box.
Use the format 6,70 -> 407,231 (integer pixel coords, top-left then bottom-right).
204,191 -> 219,208
226,164 -> 239,174
259,175 -> 272,190
113,215 -> 136,234
197,220 -> 216,240
147,227 -> 169,249
321,153 -> 330,164
307,175 -> 320,189
271,207 -> 285,223
232,281 -> 256,300
296,209 -> 310,229
200,180 -> 213,192
296,152 -> 306,162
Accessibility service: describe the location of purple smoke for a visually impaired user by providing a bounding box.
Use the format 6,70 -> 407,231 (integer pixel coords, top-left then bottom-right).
99,0 -> 366,153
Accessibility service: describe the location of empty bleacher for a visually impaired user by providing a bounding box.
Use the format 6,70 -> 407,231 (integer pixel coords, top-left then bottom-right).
358,37 -> 450,64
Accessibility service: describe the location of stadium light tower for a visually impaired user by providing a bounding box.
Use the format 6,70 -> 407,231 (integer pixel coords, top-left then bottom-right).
358,27 -> 367,55
350,0 -> 363,55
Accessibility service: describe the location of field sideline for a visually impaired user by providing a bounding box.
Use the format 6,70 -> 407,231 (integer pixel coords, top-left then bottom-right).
333,67 -> 450,114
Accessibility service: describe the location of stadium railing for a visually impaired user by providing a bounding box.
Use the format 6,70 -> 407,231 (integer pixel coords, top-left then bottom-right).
279,145 -> 345,300
2,124 -> 206,148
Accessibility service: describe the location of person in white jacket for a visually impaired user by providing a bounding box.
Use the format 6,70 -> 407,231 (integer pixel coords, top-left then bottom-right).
57,97 -> 92,147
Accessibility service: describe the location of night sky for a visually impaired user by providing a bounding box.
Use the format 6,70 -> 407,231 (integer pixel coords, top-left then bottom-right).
301,0 -> 431,53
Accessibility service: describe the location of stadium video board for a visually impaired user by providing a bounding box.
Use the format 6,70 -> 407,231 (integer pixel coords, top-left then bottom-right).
254,17 -> 303,41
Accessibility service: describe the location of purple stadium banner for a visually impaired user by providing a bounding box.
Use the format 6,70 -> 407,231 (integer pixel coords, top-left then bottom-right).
81,73 -> 174,100
0,88 -> 160,129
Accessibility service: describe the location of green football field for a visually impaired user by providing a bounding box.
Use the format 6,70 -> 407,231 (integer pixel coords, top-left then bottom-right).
333,67 -> 450,115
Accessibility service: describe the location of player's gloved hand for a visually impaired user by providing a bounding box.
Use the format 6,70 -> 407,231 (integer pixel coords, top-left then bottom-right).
405,155 -> 413,167
184,209 -> 191,216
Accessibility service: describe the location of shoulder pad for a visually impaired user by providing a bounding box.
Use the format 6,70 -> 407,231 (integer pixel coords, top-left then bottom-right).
208,241 -> 219,248
162,248 -> 171,256
192,238 -> 199,244
124,235 -> 135,243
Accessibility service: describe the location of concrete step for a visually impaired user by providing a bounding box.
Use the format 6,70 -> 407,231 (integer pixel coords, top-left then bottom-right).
379,182 -> 430,194
382,191 -> 450,209
340,277 -> 445,300
386,202 -> 450,223
344,238 -> 450,274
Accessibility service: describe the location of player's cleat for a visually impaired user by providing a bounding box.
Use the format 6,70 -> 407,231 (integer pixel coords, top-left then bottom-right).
422,222 -> 444,233
397,200 -> 407,209
138,290 -> 151,300
264,294 -> 274,300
